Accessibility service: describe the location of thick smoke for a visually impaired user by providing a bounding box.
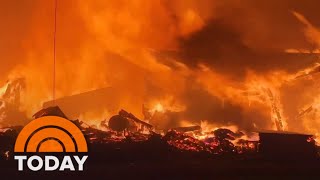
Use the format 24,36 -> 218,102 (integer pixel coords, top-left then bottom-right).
178,0 -> 320,77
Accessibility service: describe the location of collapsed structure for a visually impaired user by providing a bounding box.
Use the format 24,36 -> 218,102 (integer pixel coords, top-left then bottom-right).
0,106 -> 318,161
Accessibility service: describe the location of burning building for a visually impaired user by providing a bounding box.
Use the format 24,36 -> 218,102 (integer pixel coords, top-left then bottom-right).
43,87 -> 119,120
0,0 -> 320,138
0,1 -> 320,177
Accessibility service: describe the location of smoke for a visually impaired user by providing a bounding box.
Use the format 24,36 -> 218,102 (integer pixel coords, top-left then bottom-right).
177,0 -> 320,77
1,0 -> 320,133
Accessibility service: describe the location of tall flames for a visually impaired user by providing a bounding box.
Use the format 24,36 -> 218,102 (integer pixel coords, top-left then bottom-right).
0,1 -> 320,142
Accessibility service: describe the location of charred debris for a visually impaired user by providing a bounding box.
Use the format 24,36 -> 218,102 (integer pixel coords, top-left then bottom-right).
0,106 -> 319,161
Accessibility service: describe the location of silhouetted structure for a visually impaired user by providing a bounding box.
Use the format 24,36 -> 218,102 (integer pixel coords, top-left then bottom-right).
259,131 -> 318,160
33,106 -> 68,119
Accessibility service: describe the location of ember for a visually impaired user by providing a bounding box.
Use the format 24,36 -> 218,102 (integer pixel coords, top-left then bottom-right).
0,106 -> 319,178
0,107 -> 261,158
1,1 -> 320,177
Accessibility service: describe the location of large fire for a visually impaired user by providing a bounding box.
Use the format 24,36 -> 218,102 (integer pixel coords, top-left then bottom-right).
0,1 -> 320,146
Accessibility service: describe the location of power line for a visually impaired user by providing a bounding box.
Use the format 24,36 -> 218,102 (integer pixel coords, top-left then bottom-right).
53,0 -> 57,104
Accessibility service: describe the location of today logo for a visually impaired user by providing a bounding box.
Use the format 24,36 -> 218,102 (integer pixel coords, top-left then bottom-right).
14,116 -> 88,171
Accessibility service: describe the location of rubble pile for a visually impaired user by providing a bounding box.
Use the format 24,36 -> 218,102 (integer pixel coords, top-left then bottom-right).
1,106 -> 318,161
164,130 -> 212,153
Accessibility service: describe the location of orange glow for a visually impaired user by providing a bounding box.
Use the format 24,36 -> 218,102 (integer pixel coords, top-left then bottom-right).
0,1 -> 320,145
150,103 -> 165,114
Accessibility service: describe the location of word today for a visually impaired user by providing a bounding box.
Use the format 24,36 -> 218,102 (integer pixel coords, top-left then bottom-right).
14,155 -> 88,171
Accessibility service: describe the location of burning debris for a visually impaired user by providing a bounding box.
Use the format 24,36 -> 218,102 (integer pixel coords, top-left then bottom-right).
0,78 -> 27,127
118,109 -> 153,130
1,1 -> 320,160
171,125 -> 201,133
106,109 -> 153,136
1,1 -> 320,177
295,64 -> 320,80
0,106 -> 319,162
266,89 -> 285,131
0,106 -> 258,157
163,130 -> 213,153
